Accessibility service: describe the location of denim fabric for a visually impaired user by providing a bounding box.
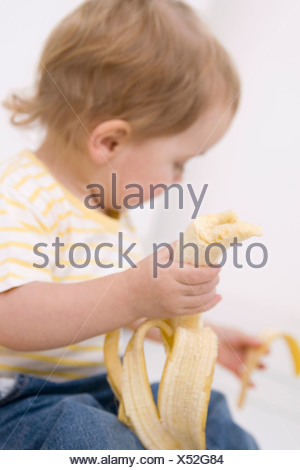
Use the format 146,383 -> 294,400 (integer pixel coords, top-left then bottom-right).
0,373 -> 259,450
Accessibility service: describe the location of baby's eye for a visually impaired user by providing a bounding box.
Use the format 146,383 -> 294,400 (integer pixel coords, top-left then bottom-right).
174,163 -> 184,172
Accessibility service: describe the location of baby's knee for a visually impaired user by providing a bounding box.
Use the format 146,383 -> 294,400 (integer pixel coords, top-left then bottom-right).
40,395 -> 145,450
206,390 -> 259,450
207,390 -> 233,421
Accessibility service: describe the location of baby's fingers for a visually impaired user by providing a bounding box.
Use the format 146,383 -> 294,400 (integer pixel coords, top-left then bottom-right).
257,362 -> 266,370
176,265 -> 221,286
183,276 -> 220,296
185,293 -> 222,314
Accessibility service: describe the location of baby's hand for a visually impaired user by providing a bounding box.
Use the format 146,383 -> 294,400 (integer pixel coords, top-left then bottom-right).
208,324 -> 267,382
125,243 -> 221,321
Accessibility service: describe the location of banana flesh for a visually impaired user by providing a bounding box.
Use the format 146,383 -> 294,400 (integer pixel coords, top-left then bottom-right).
104,210 -> 262,449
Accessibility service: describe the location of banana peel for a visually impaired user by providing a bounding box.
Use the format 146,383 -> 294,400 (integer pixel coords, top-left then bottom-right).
105,210 -> 263,449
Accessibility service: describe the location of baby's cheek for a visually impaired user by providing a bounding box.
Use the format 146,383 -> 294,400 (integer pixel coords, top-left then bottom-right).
153,168 -> 175,188
144,177 -> 173,201
122,168 -> 175,203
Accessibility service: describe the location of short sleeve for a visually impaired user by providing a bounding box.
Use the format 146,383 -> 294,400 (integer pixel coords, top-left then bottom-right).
0,183 -> 54,293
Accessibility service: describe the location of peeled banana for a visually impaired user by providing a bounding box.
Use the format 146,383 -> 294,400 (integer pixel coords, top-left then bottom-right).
238,330 -> 300,408
104,210 -> 262,449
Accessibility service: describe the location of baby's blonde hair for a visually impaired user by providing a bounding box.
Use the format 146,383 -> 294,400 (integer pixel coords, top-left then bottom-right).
3,0 -> 240,152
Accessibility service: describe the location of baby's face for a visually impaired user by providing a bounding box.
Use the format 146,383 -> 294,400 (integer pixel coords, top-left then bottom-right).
111,102 -> 234,205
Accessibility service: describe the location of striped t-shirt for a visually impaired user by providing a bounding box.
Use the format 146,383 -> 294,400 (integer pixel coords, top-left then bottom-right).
0,149 -> 144,382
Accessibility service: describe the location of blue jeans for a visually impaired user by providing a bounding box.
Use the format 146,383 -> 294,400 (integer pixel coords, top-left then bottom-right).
0,373 -> 259,450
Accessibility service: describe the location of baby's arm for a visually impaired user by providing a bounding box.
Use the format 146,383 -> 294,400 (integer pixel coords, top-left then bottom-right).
0,271 -> 136,351
0,246 -> 220,351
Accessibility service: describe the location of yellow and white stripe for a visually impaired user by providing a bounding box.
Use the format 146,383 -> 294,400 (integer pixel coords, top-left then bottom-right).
0,150 -> 145,382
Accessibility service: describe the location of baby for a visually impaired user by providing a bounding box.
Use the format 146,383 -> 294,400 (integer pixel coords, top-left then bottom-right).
0,0 -> 263,450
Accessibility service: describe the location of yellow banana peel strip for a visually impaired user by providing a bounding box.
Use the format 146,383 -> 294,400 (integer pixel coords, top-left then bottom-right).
104,210 -> 262,449
104,329 -> 128,424
121,320 -> 181,450
158,326 -> 218,449
238,330 -> 300,408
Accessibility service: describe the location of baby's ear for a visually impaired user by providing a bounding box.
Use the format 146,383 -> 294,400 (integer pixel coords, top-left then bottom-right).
88,120 -> 132,165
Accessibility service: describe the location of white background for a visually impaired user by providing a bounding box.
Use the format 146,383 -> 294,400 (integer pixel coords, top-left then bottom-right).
0,0 -> 299,450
